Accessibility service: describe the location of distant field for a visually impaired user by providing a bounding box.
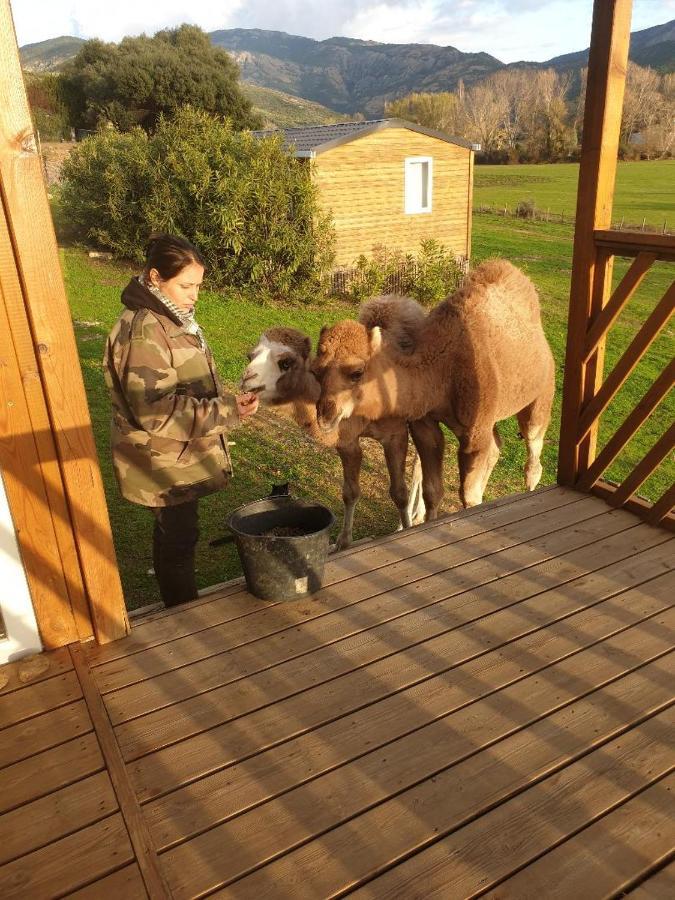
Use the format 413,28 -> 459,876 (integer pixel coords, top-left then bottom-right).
474,160 -> 675,229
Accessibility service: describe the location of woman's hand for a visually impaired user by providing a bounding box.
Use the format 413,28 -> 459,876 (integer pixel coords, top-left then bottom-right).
236,392 -> 259,419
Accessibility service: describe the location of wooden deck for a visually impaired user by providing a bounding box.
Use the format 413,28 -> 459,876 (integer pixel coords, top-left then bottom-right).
1,485 -> 674,899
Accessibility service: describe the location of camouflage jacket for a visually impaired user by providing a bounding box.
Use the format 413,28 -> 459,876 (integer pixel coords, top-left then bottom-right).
103,277 -> 239,507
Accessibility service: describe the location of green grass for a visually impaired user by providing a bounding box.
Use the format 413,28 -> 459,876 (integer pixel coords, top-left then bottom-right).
475,160 -> 675,229
61,162 -> 674,611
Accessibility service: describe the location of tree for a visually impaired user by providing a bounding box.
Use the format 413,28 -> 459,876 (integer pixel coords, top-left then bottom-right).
59,25 -> 261,132
59,107 -> 334,297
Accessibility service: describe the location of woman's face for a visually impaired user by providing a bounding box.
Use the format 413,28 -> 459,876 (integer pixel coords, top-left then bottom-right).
150,262 -> 204,313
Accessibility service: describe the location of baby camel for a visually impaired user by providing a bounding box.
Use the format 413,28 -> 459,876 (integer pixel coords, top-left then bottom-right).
312,259 -> 555,517
241,315 -> 425,549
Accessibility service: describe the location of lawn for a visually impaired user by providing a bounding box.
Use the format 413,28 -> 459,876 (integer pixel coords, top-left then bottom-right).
474,159 -> 675,230
61,165 -> 674,611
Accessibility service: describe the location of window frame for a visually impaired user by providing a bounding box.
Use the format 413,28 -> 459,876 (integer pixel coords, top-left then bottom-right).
404,155 -> 433,215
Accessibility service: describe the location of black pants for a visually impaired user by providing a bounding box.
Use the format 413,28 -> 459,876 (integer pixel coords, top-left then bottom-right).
151,500 -> 199,606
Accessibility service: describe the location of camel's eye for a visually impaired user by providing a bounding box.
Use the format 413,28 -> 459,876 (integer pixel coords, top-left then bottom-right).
349,370 -> 364,383
245,351 -> 253,362
278,358 -> 293,372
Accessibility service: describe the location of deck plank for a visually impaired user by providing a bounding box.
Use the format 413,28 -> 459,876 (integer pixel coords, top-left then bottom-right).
105,501 -> 635,727
146,574 -> 674,850
354,707 -> 675,898
0,670 -> 81,728
165,650 -> 675,897
86,487 -> 582,666
0,700 -> 91,768
0,813 -> 135,899
0,732 -> 104,814
120,525 -> 666,785
482,773 -> 675,899
65,863 -> 149,899
0,647 -> 72,695
0,771 -> 118,866
627,860 -> 675,898
93,497 -> 650,695
0,488 -> 672,897
115,528 -> 671,761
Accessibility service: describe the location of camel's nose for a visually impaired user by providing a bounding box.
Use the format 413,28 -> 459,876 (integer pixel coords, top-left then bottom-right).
316,396 -> 339,431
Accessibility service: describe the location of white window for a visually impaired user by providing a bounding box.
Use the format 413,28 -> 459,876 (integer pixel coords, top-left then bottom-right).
404,156 -> 433,214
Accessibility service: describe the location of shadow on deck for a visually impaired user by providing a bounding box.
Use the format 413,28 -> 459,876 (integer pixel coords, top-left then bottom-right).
1,486 -> 674,898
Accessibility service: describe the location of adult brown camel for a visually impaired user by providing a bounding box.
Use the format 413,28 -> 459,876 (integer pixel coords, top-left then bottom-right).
312,259 -> 556,517
240,312 -> 426,549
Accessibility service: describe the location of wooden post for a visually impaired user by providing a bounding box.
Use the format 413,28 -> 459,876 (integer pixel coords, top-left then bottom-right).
0,2 -> 128,643
558,0 -> 633,485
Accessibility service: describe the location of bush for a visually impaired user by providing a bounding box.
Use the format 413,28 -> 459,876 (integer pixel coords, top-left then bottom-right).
59,107 -> 335,298
339,240 -> 464,306
515,198 -> 536,219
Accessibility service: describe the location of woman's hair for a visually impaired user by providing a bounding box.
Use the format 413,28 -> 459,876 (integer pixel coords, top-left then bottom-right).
144,233 -> 206,280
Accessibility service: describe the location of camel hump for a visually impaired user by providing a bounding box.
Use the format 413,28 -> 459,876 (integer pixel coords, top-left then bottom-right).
358,294 -> 427,354
452,258 -> 541,320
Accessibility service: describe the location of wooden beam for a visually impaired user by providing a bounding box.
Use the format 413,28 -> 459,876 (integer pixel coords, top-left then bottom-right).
0,198 -> 93,642
0,2 -> 128,643
590,480 -> 675,532
647,484 -> 675,527
466,149 -> 474,260
576,359 -> 675,491
558,0 -> 633,485
69,644 -> 172,899
582,252 -> 656,363
607,423 -> 675,508
595,230 -> 675,261
577,282 -> 674,442
0,253 -> 79,649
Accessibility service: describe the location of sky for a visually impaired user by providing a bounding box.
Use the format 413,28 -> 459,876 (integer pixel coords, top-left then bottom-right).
11,0 -> 675,63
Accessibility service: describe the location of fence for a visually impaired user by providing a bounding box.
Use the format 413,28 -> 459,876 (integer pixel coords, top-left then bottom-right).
474,202 -> 671,235
329,255 -> 470,297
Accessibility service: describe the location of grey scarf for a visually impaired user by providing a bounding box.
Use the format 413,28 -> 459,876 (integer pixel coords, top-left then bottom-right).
139,273 -> 206,350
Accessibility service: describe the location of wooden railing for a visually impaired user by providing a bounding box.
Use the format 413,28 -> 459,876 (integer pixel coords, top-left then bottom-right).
559,229 -> 674,528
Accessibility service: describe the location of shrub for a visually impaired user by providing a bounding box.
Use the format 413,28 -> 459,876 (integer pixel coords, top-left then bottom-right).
59,107 -> 335,298
339,240 -> 464,306
515,198 -> 536,219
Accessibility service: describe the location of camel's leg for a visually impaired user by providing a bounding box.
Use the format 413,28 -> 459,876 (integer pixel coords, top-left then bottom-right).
407,453 -> 426,525
517,408 -> 547,491
481,425 -> 502,495
335,441 -> 362,550
381,427 -> 412,530
457,428 -> 500,508
410,416 -> 445,521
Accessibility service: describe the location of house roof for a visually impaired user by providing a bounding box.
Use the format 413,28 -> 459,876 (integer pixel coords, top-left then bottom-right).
250,118 -> 474,156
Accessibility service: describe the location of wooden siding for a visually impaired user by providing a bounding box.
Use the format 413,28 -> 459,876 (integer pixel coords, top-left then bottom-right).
311,128 -> 472,267
1,487 -> 673,898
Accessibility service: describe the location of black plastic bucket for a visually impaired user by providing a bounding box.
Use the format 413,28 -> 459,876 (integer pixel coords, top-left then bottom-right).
227,495 -> 335,601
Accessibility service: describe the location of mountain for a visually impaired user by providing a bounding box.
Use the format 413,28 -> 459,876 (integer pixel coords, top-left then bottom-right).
510,19 -> 675,73
19,20 -> 674,116
210,29 -> 502,117
19,35 -> 85,71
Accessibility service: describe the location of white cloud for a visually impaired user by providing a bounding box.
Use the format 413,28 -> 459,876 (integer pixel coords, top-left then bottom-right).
11,0 -> 675,62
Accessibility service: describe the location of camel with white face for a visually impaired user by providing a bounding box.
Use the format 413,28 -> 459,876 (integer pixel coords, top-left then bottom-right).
312,259 -> 555,516
241,321 -> 425,549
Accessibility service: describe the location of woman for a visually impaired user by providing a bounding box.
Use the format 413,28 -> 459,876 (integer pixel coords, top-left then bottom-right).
104,234 -> 258,607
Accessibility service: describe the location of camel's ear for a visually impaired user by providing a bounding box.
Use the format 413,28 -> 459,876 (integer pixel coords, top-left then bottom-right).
301,336 -> 311,360
369,326 -> 382,353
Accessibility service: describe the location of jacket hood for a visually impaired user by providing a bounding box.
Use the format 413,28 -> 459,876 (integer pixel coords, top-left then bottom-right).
121,276 -> 183,326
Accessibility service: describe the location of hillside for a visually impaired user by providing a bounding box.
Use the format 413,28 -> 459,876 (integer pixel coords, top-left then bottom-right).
240,82 -> 345,128
19,35 -> 85,71
19,20 -> 675,116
